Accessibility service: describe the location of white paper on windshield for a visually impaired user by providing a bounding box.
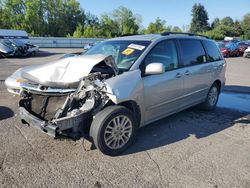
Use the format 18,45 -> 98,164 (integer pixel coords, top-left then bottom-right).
128,44 -> 145,51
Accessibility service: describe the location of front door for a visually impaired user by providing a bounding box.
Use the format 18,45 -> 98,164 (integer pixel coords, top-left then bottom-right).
142,40 -> 184,124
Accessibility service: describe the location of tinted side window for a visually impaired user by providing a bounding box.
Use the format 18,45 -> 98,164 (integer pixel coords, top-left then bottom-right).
144,40 -> 178,71
203,40 -> 222,62
179,39 -> 206,66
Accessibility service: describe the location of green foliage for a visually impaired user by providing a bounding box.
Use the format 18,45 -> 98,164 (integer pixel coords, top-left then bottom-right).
144,18 -> 182,34
24,0 -> 45,36
1,0 -> 26,30
171,26 -> 182,32
44,0 -> 85,37
0,0 -> 84,37
190,3 -> 210,33
83,25 -> 100,38
145,18 -> 166,34
99,14 -> 120,37
0,1 -> 249,39
0,5 -> 4,28
203,24 -> 241,40
111,6 -> 140,35
246,31 -> 250,40
243,30 -> 250,40
203,30 -> 224,40
203,15 -> 244,40
221,17 -> 234,27
211,18 -> 220,29
234,20 -> 243,36
241,13 -> 250,39
73,24 -> 83,38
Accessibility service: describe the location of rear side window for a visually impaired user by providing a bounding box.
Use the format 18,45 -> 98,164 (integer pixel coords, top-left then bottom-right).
203,40 -> 222,62
179,39 -> 206,66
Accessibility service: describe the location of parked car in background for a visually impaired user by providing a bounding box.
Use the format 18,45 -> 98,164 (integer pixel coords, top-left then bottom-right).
0,39 -> 39,57
225,42 -> 240,57
243,46 -> 250,58
0,39 -> 16,57
236,41 -> 250,56
217,42 -> 240,57
217,42 -> 230,57
4,39 -> 28,56
25,42 -> 39,56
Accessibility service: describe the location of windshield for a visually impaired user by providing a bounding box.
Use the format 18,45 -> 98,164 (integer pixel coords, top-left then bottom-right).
84,40 -> 151,71
0,39 -> 16,50
10,39 -> 25,47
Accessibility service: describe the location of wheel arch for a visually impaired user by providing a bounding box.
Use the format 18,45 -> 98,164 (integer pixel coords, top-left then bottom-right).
118,100 -> 141,127
213,79 -> 222,93
103,100 -> 141,127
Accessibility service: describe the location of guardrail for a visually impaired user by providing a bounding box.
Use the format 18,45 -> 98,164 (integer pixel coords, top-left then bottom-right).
22,37 -> 105,48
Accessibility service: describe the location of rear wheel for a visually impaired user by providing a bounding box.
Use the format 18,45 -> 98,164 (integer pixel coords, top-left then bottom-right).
200,83 -> 220,111
90,105 -> 138,156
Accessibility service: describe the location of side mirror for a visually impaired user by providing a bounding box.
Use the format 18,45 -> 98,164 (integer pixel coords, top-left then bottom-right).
145,63 -> 165,75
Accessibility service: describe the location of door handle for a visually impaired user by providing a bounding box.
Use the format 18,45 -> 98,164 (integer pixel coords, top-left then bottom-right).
176,73 -> 182,78
184,70 -> 190,75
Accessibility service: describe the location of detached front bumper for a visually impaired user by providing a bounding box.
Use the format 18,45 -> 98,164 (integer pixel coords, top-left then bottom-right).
19,105 -> 59,137
19,99 -> 90,138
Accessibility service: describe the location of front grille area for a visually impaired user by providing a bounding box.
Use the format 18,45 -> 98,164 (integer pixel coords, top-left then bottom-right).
24,94 -> 68,121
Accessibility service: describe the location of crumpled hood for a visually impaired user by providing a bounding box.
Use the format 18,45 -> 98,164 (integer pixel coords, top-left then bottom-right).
21,54 -> 118,88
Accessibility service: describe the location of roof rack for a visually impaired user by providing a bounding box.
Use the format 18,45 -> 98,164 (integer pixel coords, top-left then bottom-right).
161,32 -> 210,39
121,34 -> 141,37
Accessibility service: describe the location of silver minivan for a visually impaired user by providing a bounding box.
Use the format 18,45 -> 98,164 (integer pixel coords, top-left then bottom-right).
5,32 -> 226,155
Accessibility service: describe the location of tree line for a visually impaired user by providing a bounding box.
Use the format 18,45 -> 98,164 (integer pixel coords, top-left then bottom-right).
0,0 -> 183,38
189,3 -> 250,40
0,1 -> 250,39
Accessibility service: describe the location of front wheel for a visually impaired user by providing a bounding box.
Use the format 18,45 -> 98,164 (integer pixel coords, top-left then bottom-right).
90,105 -> 138,156
200,83 -> 220,111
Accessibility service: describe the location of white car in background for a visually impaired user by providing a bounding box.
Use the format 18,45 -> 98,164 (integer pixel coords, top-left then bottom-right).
26,42 -> 39,56
243,46 -> 250,58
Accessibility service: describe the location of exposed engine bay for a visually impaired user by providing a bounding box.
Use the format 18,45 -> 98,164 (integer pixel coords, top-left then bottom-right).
18,55 -> 118,137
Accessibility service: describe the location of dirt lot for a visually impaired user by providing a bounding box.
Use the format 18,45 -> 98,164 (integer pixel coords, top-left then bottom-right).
0,49 -> 250,188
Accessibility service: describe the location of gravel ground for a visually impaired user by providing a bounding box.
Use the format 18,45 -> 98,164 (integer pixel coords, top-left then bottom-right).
0,49 -> 250,188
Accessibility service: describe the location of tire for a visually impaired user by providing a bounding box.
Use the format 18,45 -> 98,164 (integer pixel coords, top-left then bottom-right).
90,105 -> 138,156
200,83 -> 220,111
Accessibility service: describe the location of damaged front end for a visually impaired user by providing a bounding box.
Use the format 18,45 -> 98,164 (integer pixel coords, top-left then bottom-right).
15,55 -> 117,137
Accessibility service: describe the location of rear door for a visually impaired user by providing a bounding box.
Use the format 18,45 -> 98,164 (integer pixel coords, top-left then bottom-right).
202,39 -> 226,86
177,39 -> 212,106
142,40 -> 184,123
